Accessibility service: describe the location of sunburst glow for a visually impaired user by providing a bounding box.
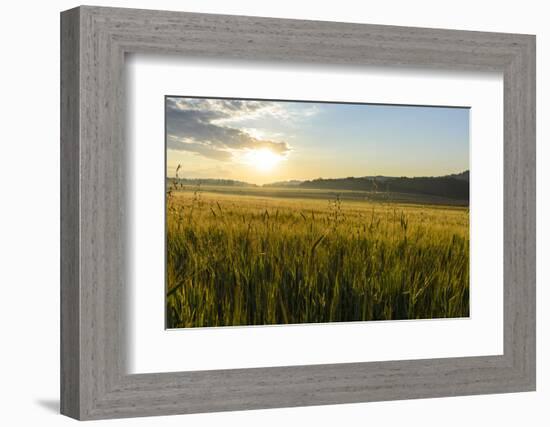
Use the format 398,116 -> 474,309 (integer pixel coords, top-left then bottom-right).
244,149 -> 283,172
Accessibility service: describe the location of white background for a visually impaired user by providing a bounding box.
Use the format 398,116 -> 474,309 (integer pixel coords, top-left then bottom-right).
128,58 -> 503,373
0,1 -> 547,426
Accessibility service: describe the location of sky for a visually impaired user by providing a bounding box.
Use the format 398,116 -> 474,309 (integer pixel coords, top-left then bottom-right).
166,96 -> 469,185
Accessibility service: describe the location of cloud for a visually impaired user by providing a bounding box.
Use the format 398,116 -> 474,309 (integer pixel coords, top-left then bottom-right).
167,136 -> 234,161
166,98 -> 293,161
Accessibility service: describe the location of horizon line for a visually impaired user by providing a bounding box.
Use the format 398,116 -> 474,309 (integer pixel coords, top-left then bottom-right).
166,170 -> 469,185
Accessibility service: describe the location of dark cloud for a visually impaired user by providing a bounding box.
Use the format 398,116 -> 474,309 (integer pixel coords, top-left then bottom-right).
167,136 -> 233,161
166,97 -> 291,161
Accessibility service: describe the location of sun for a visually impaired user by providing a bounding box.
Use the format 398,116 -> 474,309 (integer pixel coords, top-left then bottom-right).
245,149 -> 282,172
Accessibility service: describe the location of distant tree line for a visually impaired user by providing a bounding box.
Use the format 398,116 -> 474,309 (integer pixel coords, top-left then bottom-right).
168,178 -> 256,187
299,175 -> 469,201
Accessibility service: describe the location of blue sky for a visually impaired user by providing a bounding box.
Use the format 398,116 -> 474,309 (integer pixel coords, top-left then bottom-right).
166,97 -> 469,185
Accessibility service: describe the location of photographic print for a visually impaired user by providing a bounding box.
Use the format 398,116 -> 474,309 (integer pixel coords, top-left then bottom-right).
165,96 -> 470,329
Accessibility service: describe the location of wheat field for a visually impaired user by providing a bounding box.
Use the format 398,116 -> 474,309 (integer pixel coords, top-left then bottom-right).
166,185 -> 469,328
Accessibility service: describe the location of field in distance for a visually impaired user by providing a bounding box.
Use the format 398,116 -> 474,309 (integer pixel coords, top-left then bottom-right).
166,184 -> 469,328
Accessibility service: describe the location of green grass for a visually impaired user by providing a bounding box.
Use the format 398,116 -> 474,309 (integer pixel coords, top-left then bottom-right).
166,185 -> 469,328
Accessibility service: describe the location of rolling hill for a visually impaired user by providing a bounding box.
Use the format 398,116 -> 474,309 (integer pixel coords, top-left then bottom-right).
267,171 -> 470,202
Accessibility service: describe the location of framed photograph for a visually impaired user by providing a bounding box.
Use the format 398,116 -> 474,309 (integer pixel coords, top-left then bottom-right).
61,6 -> 536,420
164,95 -> 471,329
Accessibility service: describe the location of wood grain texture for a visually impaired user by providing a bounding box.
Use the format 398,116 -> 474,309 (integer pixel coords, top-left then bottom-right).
60,7 -> 80,419
60,5 -> 536,420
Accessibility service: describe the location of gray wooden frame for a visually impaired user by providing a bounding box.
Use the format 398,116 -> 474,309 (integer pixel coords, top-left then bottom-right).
60,5 -> 536,420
